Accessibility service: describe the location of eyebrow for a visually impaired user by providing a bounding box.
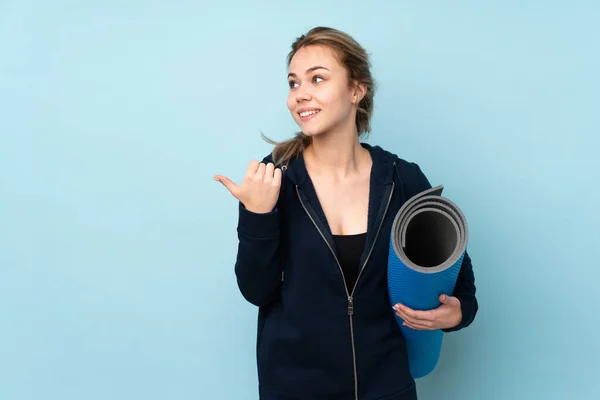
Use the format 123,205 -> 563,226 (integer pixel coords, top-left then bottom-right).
288,66 -> 329,79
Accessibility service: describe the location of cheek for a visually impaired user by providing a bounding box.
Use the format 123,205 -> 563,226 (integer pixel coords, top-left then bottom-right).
322,83 -> 349,106
321,87 -> 351,117
287,93 -> 296,112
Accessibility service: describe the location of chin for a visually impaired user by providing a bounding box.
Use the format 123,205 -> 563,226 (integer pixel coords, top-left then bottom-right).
301,127 -> 324,137
298,120 -> 329,137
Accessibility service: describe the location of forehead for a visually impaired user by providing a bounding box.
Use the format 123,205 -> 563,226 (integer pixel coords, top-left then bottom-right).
288,45 -> 341,73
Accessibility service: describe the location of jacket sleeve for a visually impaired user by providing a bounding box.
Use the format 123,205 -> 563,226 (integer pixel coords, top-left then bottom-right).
403,161 -> 479,332
234,155 -> 283,307
442,250 -> 478,332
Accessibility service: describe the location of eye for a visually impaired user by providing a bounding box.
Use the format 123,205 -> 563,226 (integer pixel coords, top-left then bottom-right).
313,76 -> 324,83
288,80 -> 299,89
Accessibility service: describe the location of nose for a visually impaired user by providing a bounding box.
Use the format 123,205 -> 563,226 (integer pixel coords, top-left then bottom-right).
295,85 -> 311,103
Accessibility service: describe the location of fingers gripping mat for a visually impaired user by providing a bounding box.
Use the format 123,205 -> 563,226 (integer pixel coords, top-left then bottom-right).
387,185 -> 468,378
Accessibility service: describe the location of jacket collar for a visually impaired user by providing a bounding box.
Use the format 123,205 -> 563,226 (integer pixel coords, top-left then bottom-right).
284,142 -> 397,187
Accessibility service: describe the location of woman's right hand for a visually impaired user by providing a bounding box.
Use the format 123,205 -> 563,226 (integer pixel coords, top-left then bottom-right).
214,160 -> 282,214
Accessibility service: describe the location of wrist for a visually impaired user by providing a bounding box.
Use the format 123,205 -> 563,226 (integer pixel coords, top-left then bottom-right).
244,204 -> 273,214
449,307 -> 462,328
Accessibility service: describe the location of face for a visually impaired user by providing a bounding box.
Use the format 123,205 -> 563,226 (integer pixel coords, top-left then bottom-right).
287,45 -> 359,137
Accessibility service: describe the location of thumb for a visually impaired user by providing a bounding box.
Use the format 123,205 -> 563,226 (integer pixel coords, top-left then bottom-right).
214,175 -> 239,197
439,294 -> 460,307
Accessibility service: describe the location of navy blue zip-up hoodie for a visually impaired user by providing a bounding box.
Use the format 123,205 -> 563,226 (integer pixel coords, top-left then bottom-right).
234,143 -> 478,400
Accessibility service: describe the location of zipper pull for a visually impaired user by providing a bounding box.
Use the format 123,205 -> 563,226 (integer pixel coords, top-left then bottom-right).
347,296 -> 354,315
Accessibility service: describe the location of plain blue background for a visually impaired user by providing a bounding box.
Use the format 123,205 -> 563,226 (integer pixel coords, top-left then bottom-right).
1,1 -> 599,399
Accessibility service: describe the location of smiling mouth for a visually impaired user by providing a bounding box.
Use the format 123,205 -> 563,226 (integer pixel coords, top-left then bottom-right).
299,109 -> 320,121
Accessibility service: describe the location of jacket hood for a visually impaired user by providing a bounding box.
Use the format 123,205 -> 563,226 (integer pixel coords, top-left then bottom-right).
276,142 -> 399,187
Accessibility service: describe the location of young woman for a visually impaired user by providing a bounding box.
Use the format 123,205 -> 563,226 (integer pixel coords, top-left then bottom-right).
214,26 -> 478,400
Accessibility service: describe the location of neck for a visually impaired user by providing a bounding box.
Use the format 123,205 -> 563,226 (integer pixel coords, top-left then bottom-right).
304,127 -> 370,181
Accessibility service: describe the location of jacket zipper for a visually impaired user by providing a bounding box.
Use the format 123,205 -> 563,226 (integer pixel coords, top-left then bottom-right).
350,180 -> 395,296
296,178 -> 395,400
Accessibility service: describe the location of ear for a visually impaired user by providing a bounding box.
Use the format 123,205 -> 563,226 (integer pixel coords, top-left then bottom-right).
351,81 -> 368,104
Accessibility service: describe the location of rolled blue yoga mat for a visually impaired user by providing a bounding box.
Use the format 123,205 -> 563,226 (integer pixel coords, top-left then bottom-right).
387,185 -> 468,379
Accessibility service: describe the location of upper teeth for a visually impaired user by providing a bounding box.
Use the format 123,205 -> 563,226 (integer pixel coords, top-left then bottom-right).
300,110 -> 319,117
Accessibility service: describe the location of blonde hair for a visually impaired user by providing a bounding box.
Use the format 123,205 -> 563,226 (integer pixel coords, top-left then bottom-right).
263,26 -> 376,167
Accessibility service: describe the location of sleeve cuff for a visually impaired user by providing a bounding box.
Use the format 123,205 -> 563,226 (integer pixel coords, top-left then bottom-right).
237,202 -> 279,238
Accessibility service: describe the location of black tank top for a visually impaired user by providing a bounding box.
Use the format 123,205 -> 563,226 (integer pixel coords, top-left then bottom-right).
332,232 -> 367,293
